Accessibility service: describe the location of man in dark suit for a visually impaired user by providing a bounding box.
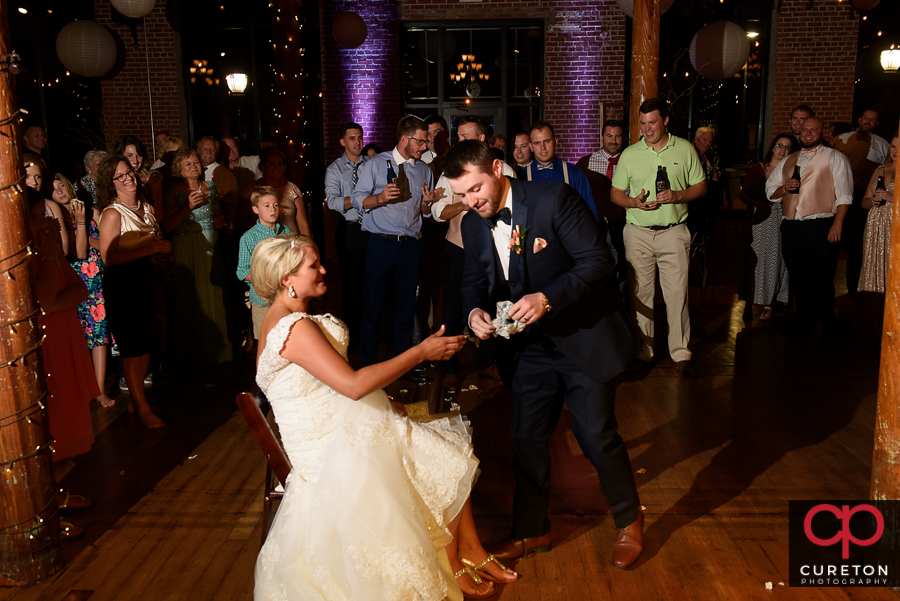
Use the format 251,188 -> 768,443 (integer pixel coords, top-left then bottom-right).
445,140 -> 645,569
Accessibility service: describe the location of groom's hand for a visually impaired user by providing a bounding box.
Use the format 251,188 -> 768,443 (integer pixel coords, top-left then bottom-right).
469,309 -> 495,340
509,293 -> 548,325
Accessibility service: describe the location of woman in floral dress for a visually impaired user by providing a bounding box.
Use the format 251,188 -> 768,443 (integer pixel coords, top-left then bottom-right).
55,173 -> 117,407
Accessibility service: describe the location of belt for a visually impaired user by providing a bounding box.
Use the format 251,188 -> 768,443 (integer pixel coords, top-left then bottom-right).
375,233 -> 416,242
642,221 -> 684,231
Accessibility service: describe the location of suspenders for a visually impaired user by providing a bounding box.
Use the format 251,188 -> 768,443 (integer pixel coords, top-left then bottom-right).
525,161 -> 569,184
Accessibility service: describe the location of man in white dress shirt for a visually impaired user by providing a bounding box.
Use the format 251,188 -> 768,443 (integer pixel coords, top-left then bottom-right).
766,117 -> 853,334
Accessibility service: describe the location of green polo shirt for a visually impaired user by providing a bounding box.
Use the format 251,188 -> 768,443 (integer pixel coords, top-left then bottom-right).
611,133 -> 706,227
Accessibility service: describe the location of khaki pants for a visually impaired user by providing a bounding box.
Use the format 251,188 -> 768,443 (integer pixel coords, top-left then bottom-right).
623,223 -> 692,362
251,303 -> 268,340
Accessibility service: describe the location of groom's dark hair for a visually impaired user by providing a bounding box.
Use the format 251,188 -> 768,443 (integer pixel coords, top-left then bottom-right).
443,140 -> 496,179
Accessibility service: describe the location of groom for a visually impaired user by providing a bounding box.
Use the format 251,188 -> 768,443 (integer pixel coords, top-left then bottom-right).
445,140 -> 645,569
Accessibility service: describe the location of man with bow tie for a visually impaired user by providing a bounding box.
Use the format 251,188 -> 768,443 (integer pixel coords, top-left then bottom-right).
446,140 -> 645,569
766,117 -> 853,334
832,109 -> 888,295
524,121 -> 599,222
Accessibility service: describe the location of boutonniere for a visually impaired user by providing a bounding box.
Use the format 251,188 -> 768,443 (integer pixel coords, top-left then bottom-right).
508,225 -> 528,255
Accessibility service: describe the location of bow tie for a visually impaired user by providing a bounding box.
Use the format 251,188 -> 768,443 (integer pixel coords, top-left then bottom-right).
484,207 -> 511,228
801,147 -> 817,157
536,162 -> 555,171
856,132 -> 871,143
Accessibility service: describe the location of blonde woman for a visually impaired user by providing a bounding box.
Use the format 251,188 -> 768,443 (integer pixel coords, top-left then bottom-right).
252,234 -> 518,600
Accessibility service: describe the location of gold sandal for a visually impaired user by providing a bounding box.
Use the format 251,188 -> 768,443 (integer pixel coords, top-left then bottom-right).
59,521 -> 85,540
453,565 -> 495,599
58,491 -> 92,511
460,554 -> 520,583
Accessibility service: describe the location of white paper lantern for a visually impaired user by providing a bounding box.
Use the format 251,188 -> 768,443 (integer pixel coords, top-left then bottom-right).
690,21 -> 750,80
111,0 -> 157,18
615,0 -> 676,19
56,21 -> 118,78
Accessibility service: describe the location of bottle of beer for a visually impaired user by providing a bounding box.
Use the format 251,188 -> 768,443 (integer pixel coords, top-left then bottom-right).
655,166 -> 669,194
787,165 -> 801,194
386,161 -> 397,185
875,175 -> 887,206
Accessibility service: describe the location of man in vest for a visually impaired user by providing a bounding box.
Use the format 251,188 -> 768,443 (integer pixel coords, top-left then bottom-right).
525,121 -> 599,222
831,109 -> 889,295
765,117 -> 853,334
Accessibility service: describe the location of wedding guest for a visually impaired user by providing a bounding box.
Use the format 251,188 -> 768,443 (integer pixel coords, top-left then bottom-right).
27,186 -> 97,538
98,155 -> 170,428
115,135 -> 165,222
237,186 -> 292,340
362,143 -> 382,159
162,148 -> 232,367
25,154 -> 69,256
54,173 -> 116,407
73,150 -> 108,206
251,147 -> 310,237
858,135 -> 898,338
739,134 -> 796,321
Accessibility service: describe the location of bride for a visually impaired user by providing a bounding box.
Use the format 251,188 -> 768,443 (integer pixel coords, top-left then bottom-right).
251,234 -> 518,600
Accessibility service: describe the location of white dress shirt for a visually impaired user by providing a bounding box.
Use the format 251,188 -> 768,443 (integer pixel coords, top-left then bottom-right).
467,184 -> 515,329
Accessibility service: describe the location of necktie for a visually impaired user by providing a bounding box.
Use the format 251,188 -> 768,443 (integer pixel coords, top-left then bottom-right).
484,207 -> 511,228
536,162 -> 554,171
351,161 -> 360,187
606,155 -> 619,179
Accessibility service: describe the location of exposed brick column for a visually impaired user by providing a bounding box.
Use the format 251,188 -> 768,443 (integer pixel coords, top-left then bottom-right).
771,0 -> 858,136
319,0 -> 401,160
96,1 -> 182,154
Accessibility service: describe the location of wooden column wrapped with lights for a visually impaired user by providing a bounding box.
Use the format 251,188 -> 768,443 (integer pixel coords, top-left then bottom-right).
0,8 -> 62,587
272,0 -> 307,192
870,121 -> 900,501
629,0 -> 661,143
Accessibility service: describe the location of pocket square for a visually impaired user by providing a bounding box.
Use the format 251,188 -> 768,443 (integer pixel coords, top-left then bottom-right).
533,237 -> 548,253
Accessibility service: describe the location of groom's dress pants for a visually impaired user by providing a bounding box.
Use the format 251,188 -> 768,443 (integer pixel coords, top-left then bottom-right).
510,337 -> 640,537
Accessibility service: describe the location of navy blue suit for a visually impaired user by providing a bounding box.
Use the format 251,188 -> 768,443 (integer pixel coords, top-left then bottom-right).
461,177 -> 641,536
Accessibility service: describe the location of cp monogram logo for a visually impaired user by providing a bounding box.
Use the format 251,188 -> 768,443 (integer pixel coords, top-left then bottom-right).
804,504 -> 884,559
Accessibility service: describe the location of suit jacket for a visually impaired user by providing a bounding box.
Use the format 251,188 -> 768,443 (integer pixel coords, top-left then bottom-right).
460,178 -> 640,384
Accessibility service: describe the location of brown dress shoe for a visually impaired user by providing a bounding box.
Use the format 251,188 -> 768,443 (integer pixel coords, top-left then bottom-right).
442,373 -> 459,392
675,360 -> 697,378
612,509 -> 644,569
486,532 -> 552,561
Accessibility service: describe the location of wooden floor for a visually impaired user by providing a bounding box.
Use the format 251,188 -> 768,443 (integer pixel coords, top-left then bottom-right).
1,256 -> 893,599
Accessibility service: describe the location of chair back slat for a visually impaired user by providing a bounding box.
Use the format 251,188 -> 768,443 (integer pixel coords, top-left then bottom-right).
235,391 -> 292,485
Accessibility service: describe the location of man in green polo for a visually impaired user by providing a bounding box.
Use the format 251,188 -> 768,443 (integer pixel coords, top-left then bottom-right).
611,98 -> 707,377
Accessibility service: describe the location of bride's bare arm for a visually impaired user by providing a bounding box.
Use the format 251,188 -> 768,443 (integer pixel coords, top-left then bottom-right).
280,319 -> 465,401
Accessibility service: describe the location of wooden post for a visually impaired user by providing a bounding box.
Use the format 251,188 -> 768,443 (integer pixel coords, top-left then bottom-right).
0,7 -> 63,586
870,120 -> 900,501
629,0 -> 661,143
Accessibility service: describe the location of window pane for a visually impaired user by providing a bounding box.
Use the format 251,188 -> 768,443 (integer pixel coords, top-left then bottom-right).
445,28 -> 501,101
403,28 -> 441,103
508,27 -> 542,101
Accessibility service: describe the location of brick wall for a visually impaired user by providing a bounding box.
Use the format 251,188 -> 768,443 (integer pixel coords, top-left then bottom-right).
771,0 -> 858,134
319,0 -> 625,163
96,1 -> 182,155
320,1 -> 401,161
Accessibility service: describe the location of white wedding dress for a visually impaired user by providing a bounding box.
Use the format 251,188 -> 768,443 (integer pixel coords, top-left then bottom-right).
254,313 -> 478,601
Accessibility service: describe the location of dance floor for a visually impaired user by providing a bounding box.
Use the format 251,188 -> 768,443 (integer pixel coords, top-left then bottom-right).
0,246 -> 891,600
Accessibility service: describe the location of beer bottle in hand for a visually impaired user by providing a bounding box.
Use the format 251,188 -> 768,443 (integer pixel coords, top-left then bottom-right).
386,161 -> 397,185
875,175 -> 887,206
655,166 -> 669,194
788,166 -> 801,194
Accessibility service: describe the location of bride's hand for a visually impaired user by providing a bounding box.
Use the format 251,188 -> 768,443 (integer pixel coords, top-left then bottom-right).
390,400 -> 408,417
418,325 -> 466,362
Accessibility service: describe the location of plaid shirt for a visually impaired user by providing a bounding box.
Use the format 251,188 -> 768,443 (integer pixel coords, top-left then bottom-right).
587,148 -> 622,179
237,221 -> 292,306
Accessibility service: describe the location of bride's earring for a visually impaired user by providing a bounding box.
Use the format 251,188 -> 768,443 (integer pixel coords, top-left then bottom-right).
288,285 -> 296,298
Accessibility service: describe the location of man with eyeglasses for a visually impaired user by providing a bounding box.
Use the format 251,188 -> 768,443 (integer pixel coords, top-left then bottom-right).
351,115 -> 443,381
524,120 -> 599,222
832,109 -> 889,295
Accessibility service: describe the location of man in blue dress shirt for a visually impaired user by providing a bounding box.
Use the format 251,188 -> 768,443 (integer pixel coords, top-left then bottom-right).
325,122 -> 367,350
351,115 -> 444,378
524,121 -> 599,222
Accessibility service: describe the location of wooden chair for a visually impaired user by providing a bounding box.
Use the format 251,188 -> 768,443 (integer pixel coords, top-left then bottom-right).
235,390 -> 292,545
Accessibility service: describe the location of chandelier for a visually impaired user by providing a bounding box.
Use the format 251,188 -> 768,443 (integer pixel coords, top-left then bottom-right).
451,54 -> 489,99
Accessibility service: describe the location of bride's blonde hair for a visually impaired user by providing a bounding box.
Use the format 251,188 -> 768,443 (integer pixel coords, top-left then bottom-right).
251,234 -> 318,303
